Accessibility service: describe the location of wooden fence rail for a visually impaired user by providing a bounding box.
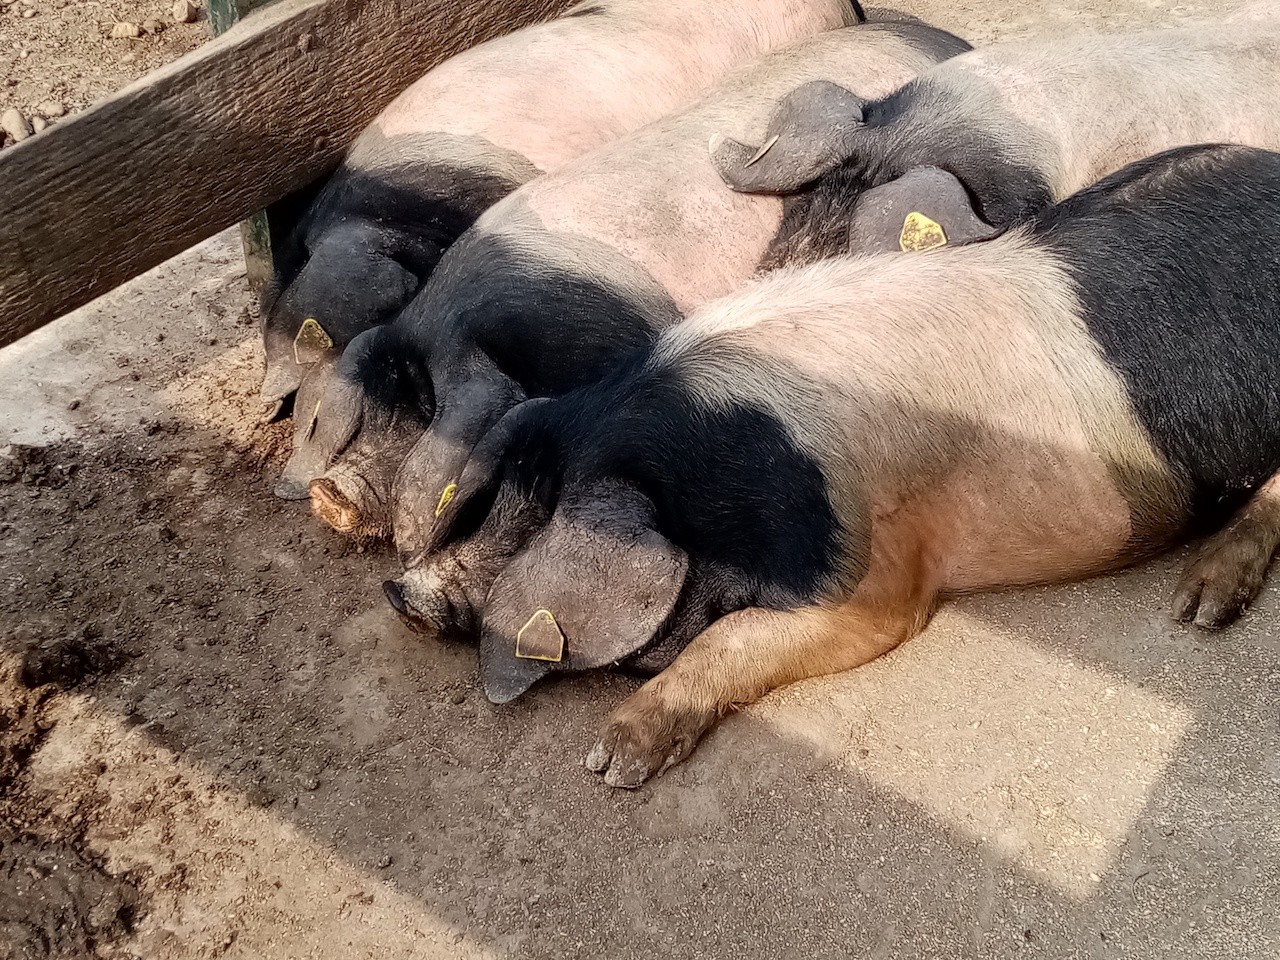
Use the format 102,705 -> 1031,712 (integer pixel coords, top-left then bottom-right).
0,0 -> 571,347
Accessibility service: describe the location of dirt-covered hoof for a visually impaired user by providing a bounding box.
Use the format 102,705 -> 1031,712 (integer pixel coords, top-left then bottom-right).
585,686 -> 714,789
1172,518 -> 1276,629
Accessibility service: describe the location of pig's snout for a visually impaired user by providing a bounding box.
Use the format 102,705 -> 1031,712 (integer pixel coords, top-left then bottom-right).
274,475 -> 312,501
309,476 -> 364,534
383,579 -> 410,615
383,563 -> 478,640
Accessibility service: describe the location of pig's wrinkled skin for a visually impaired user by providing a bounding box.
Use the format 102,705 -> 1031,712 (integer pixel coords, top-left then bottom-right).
440,144 -> 1280,786
311,19 -> 970,630
268,0 -> 863,495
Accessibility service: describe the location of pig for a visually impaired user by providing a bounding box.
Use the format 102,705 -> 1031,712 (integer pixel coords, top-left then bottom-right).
293,17 -> 971,566
415,143 -> 1280,787
710,6 -> 1280,267
265,0 -> 869,496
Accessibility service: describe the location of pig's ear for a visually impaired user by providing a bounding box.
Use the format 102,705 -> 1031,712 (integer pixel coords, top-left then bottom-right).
390,365 -> 528,562
848,166 -> 999,255
479,482 -> 688,704
710,81 -> 867,194
361,252 -> 420,323
411,397 -> 556,559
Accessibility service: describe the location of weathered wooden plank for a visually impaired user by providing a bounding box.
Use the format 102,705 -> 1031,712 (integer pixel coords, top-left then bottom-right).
0,0 -> 573,347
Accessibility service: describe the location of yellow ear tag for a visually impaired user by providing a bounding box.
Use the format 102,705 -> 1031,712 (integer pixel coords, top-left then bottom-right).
515,609 -> 565,662
899,211 -> 948,253
434,482 -> 457,518
293,317 -> 333,365
745,134 -> 780,167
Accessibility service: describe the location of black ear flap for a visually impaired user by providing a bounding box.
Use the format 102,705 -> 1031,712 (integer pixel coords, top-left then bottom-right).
362,252 -> 419,319
390,361 -> 528,563
411,397 -> 555,559
710,81 -> 867,195
479,481 -> 688,704
848,166 -> 999,255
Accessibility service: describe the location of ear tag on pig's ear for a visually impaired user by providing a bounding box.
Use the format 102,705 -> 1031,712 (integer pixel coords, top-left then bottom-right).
745,134 -> 781,168
899,212 -> 947,253
515,610 -> 565,662
434,483 -> 458,518
293,318 -> 333,365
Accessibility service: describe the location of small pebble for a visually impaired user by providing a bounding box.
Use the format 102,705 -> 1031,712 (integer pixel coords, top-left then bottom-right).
36,100 -> 65,117
301,776 -> 319,791
376,854 -> 393,869
1,107 -> 32,143
31,116 -> 46,133
21,7 -> 35,16
141,17 -> 162,33
67,399 -> 80,411
110,20 -> 140,38
172,0 -> 196,22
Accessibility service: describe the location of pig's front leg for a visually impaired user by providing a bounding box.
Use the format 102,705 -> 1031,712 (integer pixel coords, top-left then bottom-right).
585,591 -> 933,789
1173,471 -> 1280,629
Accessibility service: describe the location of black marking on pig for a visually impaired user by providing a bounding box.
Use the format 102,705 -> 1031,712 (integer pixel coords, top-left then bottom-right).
564,3 -> 605,16
264,133 -> 535,370
762,79 -> 1051,269
551,360 -> 845,615
409,225 -> 680,398
340,324 -> 436,418
473,368 -> 844,676
1035,144 -> 1280,530
865,17 -> 971,61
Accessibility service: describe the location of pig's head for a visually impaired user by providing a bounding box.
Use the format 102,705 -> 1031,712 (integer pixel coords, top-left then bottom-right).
260,219 -> 425,409
274,326 -> 434,542
384,399 -> 557,641
709,80 -> 870,195
477,475 -> 693,704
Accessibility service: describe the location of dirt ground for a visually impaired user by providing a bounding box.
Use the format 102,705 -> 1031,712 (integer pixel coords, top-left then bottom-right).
2,0 -> 1278,957
0,0 -> 205,145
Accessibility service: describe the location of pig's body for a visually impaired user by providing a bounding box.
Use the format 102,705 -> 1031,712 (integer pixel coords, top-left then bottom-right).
714,9 -> 1280,264
433,144 -> 1280,786
297,20 -> 970,555
262,0 -> 862,417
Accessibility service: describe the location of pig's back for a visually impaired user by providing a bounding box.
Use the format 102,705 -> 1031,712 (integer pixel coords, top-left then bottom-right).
915,18 -> 1280,197
507,24 -> 951,310
376,0 -> 857,174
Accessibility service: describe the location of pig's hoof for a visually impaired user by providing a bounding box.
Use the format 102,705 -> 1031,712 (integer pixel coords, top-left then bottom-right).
585,687 -> 714,789
309,478 -> 363,535
274,475 -> 311,501
1172,519 -> 1276,629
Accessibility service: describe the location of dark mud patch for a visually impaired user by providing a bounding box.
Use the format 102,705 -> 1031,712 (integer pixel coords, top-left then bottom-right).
0,829 -> 142,960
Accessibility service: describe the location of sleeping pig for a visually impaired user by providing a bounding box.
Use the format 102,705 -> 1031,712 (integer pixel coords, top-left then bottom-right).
418,143 -> 1280,786
265,0 -> 866,495
292,17 -> 971,563
710,4 -> 1280,265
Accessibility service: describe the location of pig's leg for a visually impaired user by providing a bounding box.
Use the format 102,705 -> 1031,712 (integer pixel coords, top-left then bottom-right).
1172,471 -> 1280,629
586,567 -> 937,789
